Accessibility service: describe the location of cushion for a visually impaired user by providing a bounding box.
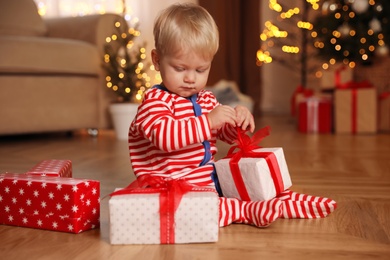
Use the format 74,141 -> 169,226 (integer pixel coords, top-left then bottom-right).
206,79 -> 254,112
0,0 -> 47,36
0,36 -> 99,75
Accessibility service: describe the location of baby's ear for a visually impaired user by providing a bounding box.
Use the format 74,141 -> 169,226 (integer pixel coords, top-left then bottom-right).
151,49 -> 160,71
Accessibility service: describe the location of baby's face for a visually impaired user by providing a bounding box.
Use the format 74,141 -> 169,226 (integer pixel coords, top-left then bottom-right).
152,49 -> 212,98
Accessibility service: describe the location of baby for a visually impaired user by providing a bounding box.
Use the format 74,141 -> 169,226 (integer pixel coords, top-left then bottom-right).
128,3 -> 335,227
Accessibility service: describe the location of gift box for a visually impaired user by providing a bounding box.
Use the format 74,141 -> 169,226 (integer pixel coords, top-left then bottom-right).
215,147 -> 292,201
27,159 -> 72,177
109,178 -> 219,244
298,96 -> 332,133
0,173 -> 100,233
321,65 -> 353,90
378,92 -> 390,132
290,85 -> 314,116
334,82 -> 377,134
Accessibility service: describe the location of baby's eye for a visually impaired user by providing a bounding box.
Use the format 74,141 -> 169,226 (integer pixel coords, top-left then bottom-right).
174,67 -> 184,72
196,69 -> 206,73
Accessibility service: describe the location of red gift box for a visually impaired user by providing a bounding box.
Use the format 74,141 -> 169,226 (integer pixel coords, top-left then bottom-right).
27,160 -> 72,177
0,173 -> 100,233
290,85 -> 314,116
379,92 -> 390,132
298,96 -> 332,133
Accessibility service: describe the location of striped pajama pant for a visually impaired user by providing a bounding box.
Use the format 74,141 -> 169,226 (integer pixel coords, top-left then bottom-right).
218,189 -> 337,227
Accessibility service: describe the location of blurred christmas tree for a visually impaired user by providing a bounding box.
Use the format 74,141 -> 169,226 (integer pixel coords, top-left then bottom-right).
257,0 -> 320,88
102,1 -> 151,103
313,0 -> 390,67
103,20 -> 151,103
257,0 -> 390,88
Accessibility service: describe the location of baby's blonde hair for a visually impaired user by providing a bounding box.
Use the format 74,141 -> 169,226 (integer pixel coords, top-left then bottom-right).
153,3 -> 219,60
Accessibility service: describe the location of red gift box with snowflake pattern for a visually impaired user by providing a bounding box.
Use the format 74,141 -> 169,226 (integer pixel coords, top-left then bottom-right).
27,160 -> 72,177
0,173 -> 100,233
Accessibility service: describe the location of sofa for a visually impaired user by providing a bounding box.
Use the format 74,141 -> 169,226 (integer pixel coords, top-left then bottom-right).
0,0 -> 125,135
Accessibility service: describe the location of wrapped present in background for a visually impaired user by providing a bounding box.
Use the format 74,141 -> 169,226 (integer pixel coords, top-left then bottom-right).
290,85 -> 314,116
109,178 -> 219,245
378,92 -> 390,132
334,81 -> 377,134
26,159 -> 72,177
321,64 -> 353,90
0,173 -> 100,233
215,127 -> 292,202
298,96 -> 332,133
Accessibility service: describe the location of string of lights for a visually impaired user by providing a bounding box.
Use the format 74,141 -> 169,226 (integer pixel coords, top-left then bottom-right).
257,0 -> 320,88
257,0 -> 319,65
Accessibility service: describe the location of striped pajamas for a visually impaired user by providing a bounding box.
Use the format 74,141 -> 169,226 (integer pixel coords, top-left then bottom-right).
277,190 -> 337,219
128,86 -> 236,187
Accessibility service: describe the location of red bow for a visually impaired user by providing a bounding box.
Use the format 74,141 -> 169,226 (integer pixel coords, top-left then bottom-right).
228,125 -> 270,155
336,79 -> 372,90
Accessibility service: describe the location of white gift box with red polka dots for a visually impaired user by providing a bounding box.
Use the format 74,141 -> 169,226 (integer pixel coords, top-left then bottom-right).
0,173 -> 100,233
26,159 -> 72,177
109,188 -> 219,244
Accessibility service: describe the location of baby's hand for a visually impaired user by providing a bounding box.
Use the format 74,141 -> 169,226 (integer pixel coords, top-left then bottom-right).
207,105 -> 237,130
235,105 -> 255,133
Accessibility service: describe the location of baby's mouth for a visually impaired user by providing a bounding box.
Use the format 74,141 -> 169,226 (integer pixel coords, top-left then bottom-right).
182,86 -> 196,90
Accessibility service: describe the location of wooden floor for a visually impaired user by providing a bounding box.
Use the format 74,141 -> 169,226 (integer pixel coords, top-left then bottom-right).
0,115 -> 389,260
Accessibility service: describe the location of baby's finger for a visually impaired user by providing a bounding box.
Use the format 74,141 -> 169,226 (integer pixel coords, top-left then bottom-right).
241,115 -> 255,132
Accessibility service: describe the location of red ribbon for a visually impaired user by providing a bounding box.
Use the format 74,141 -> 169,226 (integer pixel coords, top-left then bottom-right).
334,66 -> 348,88
224,126 -> 284,201
336,79 -> 372,90
110,176 -> 215,244
351,89 -> 358,133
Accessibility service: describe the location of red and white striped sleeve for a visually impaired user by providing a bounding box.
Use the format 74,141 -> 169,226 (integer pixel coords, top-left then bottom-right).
132,89 -> 213,152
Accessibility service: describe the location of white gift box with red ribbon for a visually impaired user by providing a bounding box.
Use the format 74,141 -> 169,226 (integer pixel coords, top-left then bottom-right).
109,179 -> 219,244
215,147 -> 292,201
